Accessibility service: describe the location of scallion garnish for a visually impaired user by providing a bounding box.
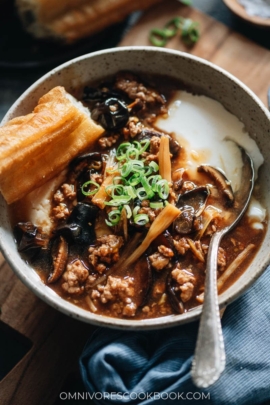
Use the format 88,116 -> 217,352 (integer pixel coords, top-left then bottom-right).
140,139 -> 151,153
156,179 -> 170,199
149,161 -> 159,172
121,161 -> 133,177
149,14 -> 199,48
134,214 -> 149,226
105,209 -> 122,226
81,180 -> 100,196
150,201 -> 164,209
125,186 -> 137,199
148,174 -> 162,192
123,204 -> 132,219
103,139 -> 172,226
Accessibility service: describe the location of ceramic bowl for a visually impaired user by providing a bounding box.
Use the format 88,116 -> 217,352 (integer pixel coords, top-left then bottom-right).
223,0 -> 270,28
1,47 -> 270,330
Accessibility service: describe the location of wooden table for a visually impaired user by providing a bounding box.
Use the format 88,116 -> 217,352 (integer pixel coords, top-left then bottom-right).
1,1 -> 270,403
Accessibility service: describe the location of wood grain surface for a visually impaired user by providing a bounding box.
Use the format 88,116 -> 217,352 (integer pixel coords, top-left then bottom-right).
120,0 -> 270,106
1,1 -> 270,404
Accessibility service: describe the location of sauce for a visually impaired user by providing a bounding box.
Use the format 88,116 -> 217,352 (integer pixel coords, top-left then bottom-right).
10,74 -> 267,320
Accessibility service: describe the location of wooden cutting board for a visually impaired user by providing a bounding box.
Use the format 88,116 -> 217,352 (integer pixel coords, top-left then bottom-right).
1,2 -> 270,404
120,0 -> 270,106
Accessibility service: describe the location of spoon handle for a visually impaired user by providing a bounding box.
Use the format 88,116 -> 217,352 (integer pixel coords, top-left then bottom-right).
191,231 -> 226,388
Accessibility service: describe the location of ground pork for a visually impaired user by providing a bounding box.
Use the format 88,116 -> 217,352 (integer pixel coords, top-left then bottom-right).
115,72 -> 165,108
98,134 -> 119,149
53,183 -> 76,204
171,265 -> 196,303
52,203 -> 70,220
173,237 -> 190,255
149,245 -> 174,270
97,275 -> 137,317
149,252 -> 170,271
122,116 -> 144,138
62,259 -> 89,295
88,235 -> 124,273
217,247 -> 226,270
149,136 -> 160,154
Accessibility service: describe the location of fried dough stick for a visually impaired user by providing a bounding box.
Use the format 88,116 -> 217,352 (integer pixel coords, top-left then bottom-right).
0,86 -> 104,204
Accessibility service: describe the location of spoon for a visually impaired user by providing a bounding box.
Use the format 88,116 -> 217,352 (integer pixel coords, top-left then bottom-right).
191,147 -> 255,388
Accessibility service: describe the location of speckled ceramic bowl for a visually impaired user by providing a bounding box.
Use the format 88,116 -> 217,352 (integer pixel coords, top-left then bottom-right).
1,47 -> 270,329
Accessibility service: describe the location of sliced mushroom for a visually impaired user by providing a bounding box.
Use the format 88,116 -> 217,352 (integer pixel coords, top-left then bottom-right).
167,271 -> 185,314
71,152 -> 105,202
174,208 -> 194,235
174,186 -> 210,234
71,152 -> 102,166
55,203 -> 99,246
91,97 -> 129,130
47,236 -> 68,284
137,128 -> 181,156
131,255 -> 152,308
198,165 -> 234,205
95,210 -> 111,239
76,168 -> 99,202
151,230 -> 177,257
14,222 -> 49,254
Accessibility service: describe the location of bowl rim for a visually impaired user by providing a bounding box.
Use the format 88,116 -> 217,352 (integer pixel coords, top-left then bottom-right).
1,46 -> 270,330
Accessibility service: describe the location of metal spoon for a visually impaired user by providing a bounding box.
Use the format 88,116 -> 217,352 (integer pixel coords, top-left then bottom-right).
191,147 -> 255,388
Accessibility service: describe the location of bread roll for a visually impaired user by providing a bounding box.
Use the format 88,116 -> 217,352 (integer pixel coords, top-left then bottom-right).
0,86 -> 104,204
16,0 -> 162,43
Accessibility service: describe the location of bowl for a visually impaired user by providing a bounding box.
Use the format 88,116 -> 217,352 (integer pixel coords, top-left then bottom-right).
1,46 -> 270,330
223,0 -> 270,28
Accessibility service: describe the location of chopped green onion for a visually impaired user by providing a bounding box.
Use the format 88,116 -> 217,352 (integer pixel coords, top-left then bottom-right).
150,202 -> 164,209
105,209 -> 122,226
134,214 -> 149,226
156,179 -> 170,199
104,139 -> 172,225
181,19 -> 200,45
112,195 -> 132,202
133,206 -> 141,216
105,200 -> 127,206
164,17 -> 182,37
136,187 -> 149,200
180,0 -> 192,5
125,186 -> 137,199
149,161 -> 159,172
105,184 -> 125,197
81,180 -> 100,196
149,13 -> 199,48
139,139 -> 150,153
140,175 -> 155,199
139,165 -> 153,177
149,29 -> 168,47
148,175 -> 162,192
113,176 -> 127,185
123,205 -> 132,219
126,147 -> 140,160
116,142 -> 131,160
128,172 -> 141,186
130,160 -> 144,172
121,162 -> 133,177
132,140 -> 142,151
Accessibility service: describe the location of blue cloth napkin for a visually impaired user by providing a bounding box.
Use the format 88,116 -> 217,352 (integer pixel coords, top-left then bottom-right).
80,266 -> 270,405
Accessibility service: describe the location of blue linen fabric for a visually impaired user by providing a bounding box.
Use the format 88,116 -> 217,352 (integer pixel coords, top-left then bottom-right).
80,266 -> 270,405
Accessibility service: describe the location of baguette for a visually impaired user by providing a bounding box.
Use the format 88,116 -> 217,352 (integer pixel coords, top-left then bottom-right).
0,86 -> 104,204
16,0 -> 163,43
